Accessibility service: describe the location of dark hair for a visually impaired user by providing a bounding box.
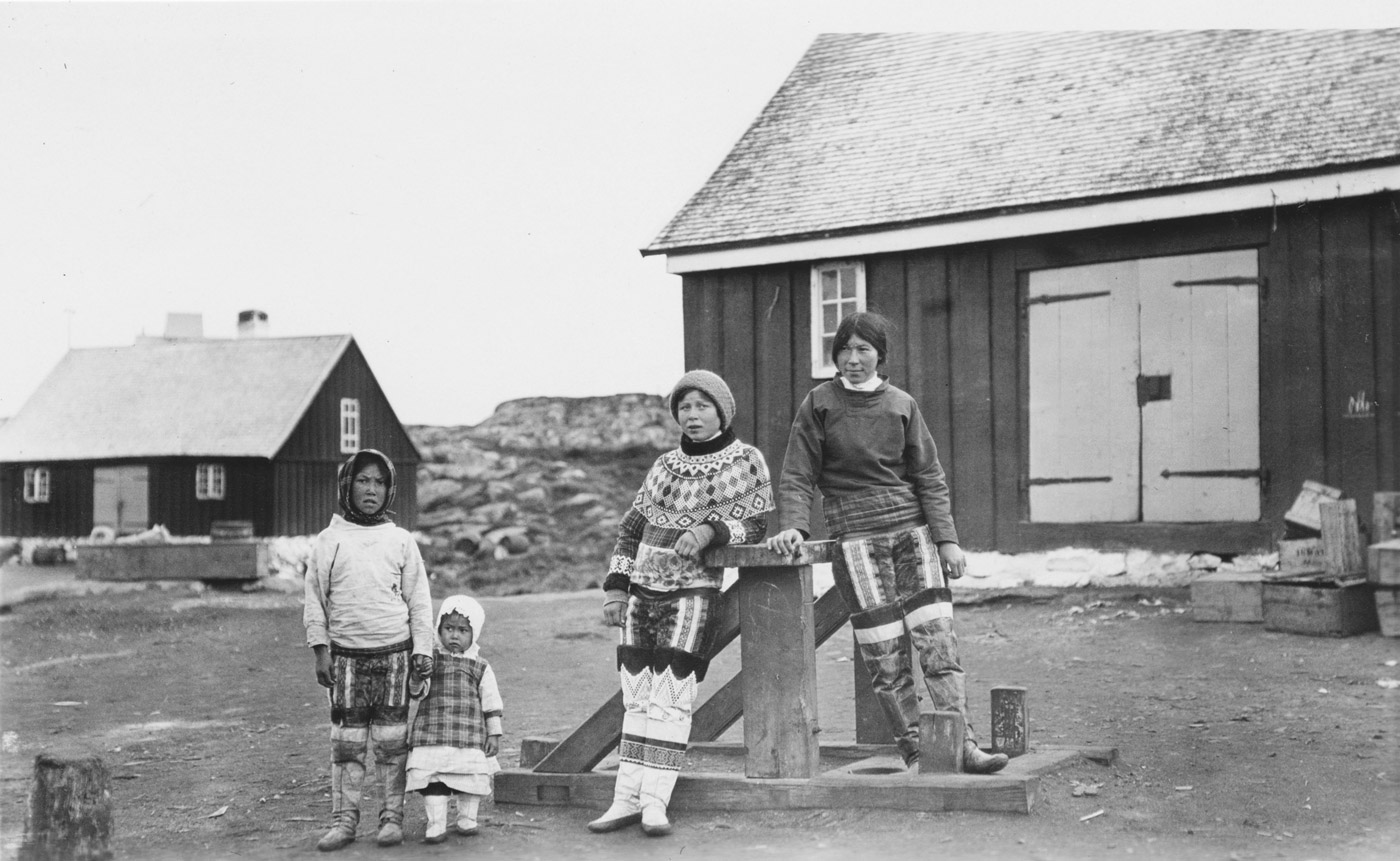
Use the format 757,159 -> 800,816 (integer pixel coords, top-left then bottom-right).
831,310 -> 894,366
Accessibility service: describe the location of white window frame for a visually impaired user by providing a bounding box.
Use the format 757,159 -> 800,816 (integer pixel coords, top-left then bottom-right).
23,467 -> 50,503
340,398 -> 361,453
195,463 -> 226,501
809,261 -> 866,378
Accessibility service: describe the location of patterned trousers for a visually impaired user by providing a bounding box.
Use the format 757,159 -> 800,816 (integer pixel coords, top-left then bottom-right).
614,589 -> 718,812
832,525 -> 972,764
326,640 -> 412,828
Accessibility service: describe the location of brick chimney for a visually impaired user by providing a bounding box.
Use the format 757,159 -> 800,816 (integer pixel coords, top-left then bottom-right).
237,309 -> 269,338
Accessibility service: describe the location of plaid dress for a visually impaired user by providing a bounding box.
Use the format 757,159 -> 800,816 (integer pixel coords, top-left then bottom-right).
406,649 -> 502,795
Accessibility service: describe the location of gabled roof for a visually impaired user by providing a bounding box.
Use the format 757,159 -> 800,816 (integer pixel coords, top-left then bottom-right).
0,336 -> 353,461
645,30 -> 1400,254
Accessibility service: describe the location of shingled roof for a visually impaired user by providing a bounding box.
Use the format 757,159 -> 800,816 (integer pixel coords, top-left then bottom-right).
645,30 -> 1400,254
0,336 -> 353,461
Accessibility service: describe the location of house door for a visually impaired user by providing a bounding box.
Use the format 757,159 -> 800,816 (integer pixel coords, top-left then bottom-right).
93,466 -> 150,535
1026,249 -> 1260,523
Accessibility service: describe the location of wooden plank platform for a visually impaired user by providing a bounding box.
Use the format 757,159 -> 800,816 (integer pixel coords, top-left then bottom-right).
495,746 -> 1091,815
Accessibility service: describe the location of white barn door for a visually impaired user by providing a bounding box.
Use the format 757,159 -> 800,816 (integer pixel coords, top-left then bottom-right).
1027,261 -> 1142,521
93,466 -> 150,535
1138,251 -> 1260,521
1027,250 -> 1259,523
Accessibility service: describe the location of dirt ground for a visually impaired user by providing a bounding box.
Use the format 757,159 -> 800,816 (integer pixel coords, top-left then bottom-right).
1,576 -> 1397,861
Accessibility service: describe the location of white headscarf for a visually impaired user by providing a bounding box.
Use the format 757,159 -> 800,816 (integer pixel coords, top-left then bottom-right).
435,594 -> 485,657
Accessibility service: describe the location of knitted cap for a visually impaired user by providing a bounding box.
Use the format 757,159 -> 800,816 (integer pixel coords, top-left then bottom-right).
669,369 -> 736,431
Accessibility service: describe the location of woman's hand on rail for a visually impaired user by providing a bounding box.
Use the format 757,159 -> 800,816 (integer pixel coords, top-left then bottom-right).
766,528 -> 806,556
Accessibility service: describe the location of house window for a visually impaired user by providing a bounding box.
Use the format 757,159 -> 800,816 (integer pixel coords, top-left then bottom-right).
810,261 -> 866,378
340,398 -> 361,453
23,467 -> 50,503
195,463 -> 226,501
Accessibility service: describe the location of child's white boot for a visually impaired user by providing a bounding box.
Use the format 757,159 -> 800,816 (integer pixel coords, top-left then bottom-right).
454,793 -> 481,836
587,760 -> 643,833
421,795 -> 448,844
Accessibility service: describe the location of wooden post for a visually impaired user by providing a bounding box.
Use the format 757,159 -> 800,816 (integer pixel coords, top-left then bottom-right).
1320,499 -> 1365,577
709,544 -> 827,780
851,636 -> 889,744
21,754 -> 113,861
990,686 -> 1029,757
918,710 -> 964,774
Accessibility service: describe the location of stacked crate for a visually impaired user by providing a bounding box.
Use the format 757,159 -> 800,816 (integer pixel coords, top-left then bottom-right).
1369,492 -> 1400,637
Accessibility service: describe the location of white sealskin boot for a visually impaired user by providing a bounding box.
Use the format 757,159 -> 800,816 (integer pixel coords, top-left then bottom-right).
454,794 -> 480,836
421,796 -> 448,844
587,760 -> 644,833
638,766 -> 678,837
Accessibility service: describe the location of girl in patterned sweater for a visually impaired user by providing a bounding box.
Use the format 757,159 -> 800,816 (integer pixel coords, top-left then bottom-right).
588,370 -> 774,837
406,595 -> 502,844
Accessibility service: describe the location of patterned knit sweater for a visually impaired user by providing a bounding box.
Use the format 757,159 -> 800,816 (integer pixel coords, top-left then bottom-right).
604,429 -> 773,593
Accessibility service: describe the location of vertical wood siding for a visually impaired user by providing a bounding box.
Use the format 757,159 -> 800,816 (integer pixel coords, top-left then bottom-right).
682,192 -> 1399,553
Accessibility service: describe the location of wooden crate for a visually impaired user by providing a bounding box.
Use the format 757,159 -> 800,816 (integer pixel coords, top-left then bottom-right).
1191,571 -> 1263,622
1262,571 -> 1378,637
1374,492 -> 1400,544
1278,538 -> 1325,572
77,542 -> 267,582
1319,499 -> 1365,577
1374,586 -> 1400,638
1368,539 -> 1400,586
1283,481 -> 1343,532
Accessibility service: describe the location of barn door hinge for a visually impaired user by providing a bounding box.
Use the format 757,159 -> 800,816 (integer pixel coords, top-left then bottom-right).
1020,475 -> 1113,492
1159,467 -> 1270,492
1020,289 -> 1111,317
1172,275 -> 1268,300
1136,374 -> 1172,407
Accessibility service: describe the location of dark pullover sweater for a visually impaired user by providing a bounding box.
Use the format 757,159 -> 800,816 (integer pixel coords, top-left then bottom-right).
775,377 -> 959,544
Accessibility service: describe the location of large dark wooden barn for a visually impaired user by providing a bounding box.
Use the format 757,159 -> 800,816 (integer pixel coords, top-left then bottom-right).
642,31 -> 1399,554
0,318 -> 419,538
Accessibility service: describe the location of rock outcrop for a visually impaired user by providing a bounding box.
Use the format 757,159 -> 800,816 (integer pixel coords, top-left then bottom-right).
409,393 -> 674,595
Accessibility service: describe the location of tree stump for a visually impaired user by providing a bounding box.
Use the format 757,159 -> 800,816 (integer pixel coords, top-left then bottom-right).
20,754 -> 113,861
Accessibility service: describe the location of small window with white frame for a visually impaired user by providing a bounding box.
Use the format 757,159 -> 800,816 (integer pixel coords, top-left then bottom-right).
195,463 -> 226,501
340,398 -> 361,453
23,467 -> 50,503
810,261 -> 866,378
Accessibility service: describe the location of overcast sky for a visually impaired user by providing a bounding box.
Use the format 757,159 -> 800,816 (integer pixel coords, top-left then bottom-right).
3,1 -> 1394,426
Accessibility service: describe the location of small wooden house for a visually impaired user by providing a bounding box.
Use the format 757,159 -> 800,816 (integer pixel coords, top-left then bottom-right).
0,318 -> 419,537
642,31 -> 1399,553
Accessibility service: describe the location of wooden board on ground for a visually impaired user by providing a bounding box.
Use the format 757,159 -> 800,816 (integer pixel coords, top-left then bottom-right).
496,747 -> 1087,815
76,542 -> 266,582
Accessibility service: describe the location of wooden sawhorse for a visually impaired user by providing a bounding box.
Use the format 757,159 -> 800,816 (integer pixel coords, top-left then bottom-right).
493,543 -> 1095,814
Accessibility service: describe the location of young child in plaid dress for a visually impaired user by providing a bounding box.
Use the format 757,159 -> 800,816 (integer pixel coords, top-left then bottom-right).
406,594 -> 502,844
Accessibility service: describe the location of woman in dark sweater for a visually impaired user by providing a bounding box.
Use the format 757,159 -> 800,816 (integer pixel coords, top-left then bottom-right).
766,311 -> 1007,774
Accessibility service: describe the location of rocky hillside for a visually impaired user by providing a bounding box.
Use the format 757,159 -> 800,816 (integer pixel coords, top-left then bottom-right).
410,393 -> 675,595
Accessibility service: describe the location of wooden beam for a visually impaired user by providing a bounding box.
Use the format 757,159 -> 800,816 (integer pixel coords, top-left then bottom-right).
739,564 -> 819,778
692,584 -> 850,741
